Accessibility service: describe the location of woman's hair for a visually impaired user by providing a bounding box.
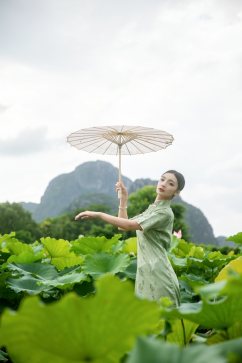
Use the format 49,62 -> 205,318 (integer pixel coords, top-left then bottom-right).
163,170 -> 185,191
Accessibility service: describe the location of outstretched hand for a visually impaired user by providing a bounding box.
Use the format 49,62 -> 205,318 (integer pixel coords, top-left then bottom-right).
75,211 -> 100,221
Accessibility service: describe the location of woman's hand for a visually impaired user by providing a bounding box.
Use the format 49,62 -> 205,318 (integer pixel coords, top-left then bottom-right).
75,211 -> 100,221
115,181 -> 128,201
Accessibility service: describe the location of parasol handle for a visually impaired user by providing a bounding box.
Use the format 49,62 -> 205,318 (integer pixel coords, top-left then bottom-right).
118,145 -> 122,199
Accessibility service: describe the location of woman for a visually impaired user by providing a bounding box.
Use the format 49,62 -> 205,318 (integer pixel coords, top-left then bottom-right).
75,170 -> 185,306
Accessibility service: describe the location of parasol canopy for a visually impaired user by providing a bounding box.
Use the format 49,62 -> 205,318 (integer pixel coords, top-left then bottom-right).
67,125 -> 174,197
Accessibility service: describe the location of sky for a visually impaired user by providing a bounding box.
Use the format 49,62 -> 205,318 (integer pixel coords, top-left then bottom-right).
0,0 -> 242,237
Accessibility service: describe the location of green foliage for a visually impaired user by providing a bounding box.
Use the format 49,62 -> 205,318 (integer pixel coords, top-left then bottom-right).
7,263 -> 87,295
215,256 -> 242,281
40,237 -> 84,270
71,235 -> 123,255
165,319 -> 199,346
0,233 -> 133,312
161,274 -> 242,329
0,270 -> 22,313
0,230 -> 242,362
0,203 -> 41,243
128,185 -> 157,216
83,253 -> 130,277
0,350 -> 7,362
39,205 -> 117,240
227,232 -> 242,245
122,237 -> 137,255
127,336 -> 242,363
0,275 -> 160,363
169,238 -> 234,286
172,204 -> 190,241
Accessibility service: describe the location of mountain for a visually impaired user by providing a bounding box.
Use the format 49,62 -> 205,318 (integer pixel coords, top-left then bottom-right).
171,196 -> 217,245
216,235 -> 236,247
22,160 -> 218,245
128,178 -> 157,193
65,192 -> 118,214
21,202 -> 38,214
31,160 -> 132,222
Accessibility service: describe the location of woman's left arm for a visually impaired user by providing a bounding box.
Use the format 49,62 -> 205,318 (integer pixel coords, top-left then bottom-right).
75,211 -> 141,231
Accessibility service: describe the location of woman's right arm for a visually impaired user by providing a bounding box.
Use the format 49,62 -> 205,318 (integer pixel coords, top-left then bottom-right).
75,211 -> 141,231
75,181 -> 142,231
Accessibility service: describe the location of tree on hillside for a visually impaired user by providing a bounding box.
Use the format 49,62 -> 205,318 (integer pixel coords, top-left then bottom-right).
39,204 -> 116,240
0,202 -> 41,243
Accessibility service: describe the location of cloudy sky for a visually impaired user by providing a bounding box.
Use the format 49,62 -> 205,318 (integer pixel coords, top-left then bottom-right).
0,0 -> 242,237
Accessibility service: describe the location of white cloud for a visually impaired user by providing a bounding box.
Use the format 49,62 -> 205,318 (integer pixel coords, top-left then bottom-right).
0,127 -> 60,155
0,104 -> 9,113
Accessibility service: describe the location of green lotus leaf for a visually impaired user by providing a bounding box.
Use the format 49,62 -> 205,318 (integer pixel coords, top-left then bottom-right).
0,233 -> 18,250
188,245 -> 205,259
122,237 -> 137,255
228,320 -> 242,339
166,319 -> 199,346
172,240 -> 193,257
175,280 -> 196,304
40,238 -> 84,270
0,350 -> 8,362
127,336 -> 226,363
71,234 -> 122,255
41,237 -> 71,257
7,275 -> 52,295
7,263 -> 59,279
180,273 -> 208,288
83,252 -> 130,277
207,320 -> 242,344
51,254 -> 84,271
120,258 -> 137,280
5,240 -> 33,255
162,275 -> 242,329
44,272 -> 86,288
169,255 -> 187,268
7,263 -> 87,292
213,338 -> 242,361
0,274 -> 160,363
207,250 -> 227,260
215,256 -> 242,281
203,257 -> 230,269
128,336 -> 242,363
186,256 -> 230,278
7,250 -> 43,264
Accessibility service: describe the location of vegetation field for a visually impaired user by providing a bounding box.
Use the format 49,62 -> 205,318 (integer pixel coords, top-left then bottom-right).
0,230 -> 242,362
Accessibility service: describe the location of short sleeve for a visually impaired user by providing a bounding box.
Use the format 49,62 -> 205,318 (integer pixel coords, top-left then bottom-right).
132,211 -> 171,233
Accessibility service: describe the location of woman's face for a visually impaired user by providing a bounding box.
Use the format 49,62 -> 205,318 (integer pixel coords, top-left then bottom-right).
156,172 -> 179,200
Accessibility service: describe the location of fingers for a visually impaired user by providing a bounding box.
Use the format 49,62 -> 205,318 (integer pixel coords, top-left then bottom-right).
115,181 -> 126,190
116,180 -> 124,186
75,213 -> 83,220
75,212 -> 89,220
75,211 -> 97,220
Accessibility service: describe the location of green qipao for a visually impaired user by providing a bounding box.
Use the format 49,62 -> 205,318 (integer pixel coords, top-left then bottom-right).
131,199 -> 180,306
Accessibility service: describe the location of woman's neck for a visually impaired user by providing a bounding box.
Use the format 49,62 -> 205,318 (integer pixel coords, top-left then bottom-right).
154,196 -> 171,202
